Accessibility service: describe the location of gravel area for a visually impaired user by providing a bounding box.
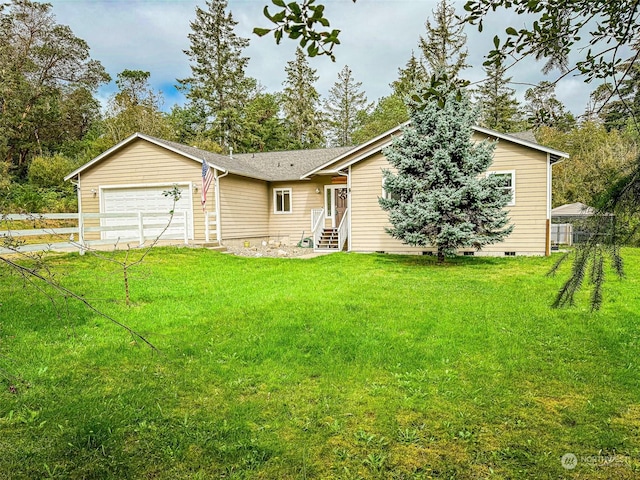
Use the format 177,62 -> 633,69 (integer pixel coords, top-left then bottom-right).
224,243 -> 314,258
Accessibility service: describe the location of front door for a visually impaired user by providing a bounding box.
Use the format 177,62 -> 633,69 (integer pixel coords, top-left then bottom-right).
334,188 -> 348,227
325,185 -> 349,228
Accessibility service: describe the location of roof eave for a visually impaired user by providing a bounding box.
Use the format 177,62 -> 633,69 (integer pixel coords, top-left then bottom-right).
473,125 -> 570,160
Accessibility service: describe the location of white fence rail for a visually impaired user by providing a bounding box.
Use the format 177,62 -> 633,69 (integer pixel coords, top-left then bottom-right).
205,211 -> 218,243
1,211 -> 189,255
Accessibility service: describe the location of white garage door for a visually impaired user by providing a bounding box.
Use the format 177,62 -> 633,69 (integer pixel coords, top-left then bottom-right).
101,184 -> 194,241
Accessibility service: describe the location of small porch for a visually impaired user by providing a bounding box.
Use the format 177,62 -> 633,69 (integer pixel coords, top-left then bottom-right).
310,183 -> 349,252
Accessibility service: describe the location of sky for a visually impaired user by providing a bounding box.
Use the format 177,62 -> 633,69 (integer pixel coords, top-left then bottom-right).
46,0 -> 596,117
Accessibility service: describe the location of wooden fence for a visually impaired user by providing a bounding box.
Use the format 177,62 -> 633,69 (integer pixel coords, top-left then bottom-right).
0,212 -> 190,255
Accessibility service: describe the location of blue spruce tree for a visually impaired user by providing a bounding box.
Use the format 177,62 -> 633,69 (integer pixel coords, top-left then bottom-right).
379,85 -> 513,263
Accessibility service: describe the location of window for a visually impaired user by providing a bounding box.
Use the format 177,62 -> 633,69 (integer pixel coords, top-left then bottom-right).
488,171 -> 515,206
274,188 -> 292,213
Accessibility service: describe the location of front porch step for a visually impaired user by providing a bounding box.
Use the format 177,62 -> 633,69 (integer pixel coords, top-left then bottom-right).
317,228 -> 340,250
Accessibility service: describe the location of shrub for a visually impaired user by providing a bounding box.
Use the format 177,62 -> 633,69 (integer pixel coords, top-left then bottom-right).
28,154 -> 76,189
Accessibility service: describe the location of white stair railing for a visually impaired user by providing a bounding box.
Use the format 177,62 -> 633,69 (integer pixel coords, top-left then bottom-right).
311,208 -> 324,249
336,207 -> 349,251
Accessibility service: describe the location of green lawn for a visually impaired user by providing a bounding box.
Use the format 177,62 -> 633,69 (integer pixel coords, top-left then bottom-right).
1,248 -> 639,479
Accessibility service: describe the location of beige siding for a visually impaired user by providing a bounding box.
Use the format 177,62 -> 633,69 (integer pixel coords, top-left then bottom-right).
218,174 -> 269,240
350,136 -> 550,256
268,180 -> 326,244
79,139 -> 209,241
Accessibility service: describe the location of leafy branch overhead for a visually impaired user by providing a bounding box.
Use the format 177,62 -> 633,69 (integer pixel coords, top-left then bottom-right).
254,0 -> 355,60
463,0 -> 640,81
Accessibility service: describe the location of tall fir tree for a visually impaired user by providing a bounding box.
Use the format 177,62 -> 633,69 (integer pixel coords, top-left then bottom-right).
380,86 -> 513,263
475,58 -> 523,133
418,0 -> 469,80
177,0 -> 257,152
391,51 -> 427,98
324,65 -> 371,147
237,92 -> 290,153
281,47 -> 325,149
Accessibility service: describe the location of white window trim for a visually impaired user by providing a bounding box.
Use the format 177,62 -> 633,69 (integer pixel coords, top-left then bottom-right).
487,170 -> 516,206
273,187 -> 292,214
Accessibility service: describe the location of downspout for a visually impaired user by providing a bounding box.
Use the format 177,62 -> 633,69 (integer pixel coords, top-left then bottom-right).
214,169 -> 229,244
70,175 -> 84,255
546,153 -> 552,256
347,167 -> 352,252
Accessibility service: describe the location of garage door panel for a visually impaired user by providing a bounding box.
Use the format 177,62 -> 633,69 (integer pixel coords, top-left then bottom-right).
101,185 -> 194,240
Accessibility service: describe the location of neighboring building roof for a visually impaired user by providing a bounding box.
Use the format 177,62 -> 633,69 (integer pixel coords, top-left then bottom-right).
65,132 -> 352,182
551,202 -> 597,217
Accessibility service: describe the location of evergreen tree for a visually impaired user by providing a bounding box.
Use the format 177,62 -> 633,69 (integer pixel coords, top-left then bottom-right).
324,65 -> 371,147
281,48 -> 325,149
418,0 -> 469,80
475,58 -> 523,133
524,82 -> 576,132
177,0 -> 257,152
391,51 -> 427,98
380,87 -> 513,263
238,92 -> 290,152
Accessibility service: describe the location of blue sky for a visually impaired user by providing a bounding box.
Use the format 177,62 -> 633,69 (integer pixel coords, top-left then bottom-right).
47,0 -> 596,117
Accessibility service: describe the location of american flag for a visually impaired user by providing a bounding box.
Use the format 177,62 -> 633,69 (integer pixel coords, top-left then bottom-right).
201,160 -> 214,211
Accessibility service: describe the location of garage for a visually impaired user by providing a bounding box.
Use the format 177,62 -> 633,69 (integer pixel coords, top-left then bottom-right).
100,183 -> 194,240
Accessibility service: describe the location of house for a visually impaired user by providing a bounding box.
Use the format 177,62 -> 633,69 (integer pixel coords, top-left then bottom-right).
551,202 -> 613,245
64,124 -> 568,256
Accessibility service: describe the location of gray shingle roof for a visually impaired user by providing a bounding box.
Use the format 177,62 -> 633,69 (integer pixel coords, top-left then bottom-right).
150,136 -> 352,181
507,131 -> 538,144
233,147 -> 353,181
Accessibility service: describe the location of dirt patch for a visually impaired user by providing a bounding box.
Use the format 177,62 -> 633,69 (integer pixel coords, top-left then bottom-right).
224,243 -> 313,258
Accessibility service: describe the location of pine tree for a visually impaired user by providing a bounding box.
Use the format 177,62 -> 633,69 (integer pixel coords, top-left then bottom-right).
475,58 -> 523,133
281,47 -> 325,149
177,0 -> 257,152
324,65 -> 371,147
380,87 -> 513,263
418,0 -> 469,80
391,51 -> 427,98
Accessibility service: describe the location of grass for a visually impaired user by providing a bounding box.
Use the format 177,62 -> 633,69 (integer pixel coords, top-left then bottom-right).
1,248 -> 639,478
